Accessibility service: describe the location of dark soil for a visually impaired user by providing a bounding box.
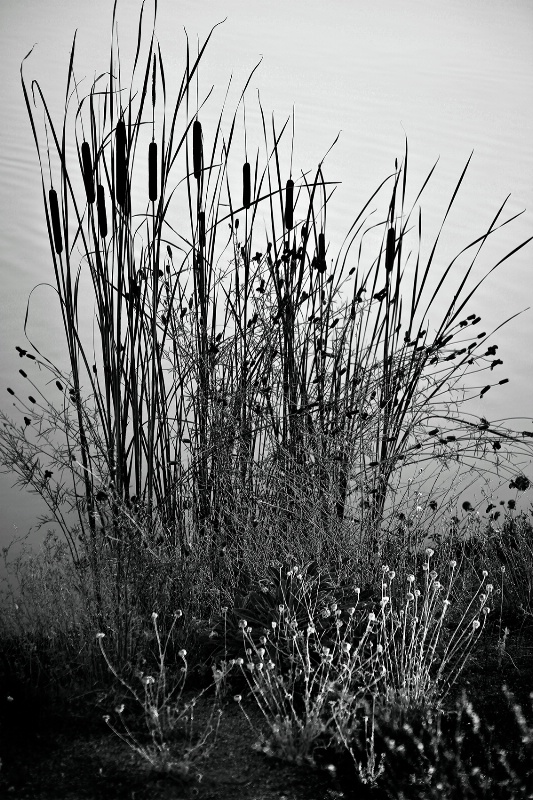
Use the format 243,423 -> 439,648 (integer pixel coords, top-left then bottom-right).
0,626 -> 532,800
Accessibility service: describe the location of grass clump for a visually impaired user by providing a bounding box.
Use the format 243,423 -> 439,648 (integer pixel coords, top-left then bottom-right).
96,612 -> 229,783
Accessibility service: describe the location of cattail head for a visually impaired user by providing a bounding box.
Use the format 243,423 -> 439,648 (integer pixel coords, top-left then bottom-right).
48,189 -> 63,254
115,119 -> 127,206
243,162 -> 251,209
284,179 -> 294,230
148,141 -> 158,202
81,142 -> 95,204
96,185 -> 108,238
193,119 -> 203,181
385,226 -> 396,272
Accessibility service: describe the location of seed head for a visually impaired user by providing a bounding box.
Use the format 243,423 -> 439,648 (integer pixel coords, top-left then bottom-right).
178,649 -> 187,658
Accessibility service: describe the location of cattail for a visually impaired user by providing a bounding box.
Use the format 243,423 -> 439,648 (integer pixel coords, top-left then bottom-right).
193,119 -> 203,180
97,185 -> 108,238
115,119 -> 127,206
318,232 -> 325,261
317,232 -> 326,273
81,141 -> 95,204
48,189 -> 63,254
385,226 -> 395,272
148,141 -> 158,201
284,179 -> 294,230
243,162 -> 251,209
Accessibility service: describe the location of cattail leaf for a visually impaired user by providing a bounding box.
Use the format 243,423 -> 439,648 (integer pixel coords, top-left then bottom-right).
284,179 -> 294,230
193,119 -> 203,180
97,185 -> 108,238
243,162 -> 251,209
48,189 -> 63,254
148,141 -> 158,201
81,141 -> 95,204
115,119 -> 127,206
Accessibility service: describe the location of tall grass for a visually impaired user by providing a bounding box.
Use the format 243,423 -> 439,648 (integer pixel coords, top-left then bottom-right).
0,0 -> 532,677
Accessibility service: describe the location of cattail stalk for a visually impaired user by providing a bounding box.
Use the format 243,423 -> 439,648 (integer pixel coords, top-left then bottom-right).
198,210 -> 205,248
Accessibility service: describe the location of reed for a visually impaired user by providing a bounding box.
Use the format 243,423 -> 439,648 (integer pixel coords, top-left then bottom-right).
0,0 -> 531,703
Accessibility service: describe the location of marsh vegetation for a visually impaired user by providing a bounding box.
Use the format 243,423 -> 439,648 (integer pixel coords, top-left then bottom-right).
1,3 -> 532,797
